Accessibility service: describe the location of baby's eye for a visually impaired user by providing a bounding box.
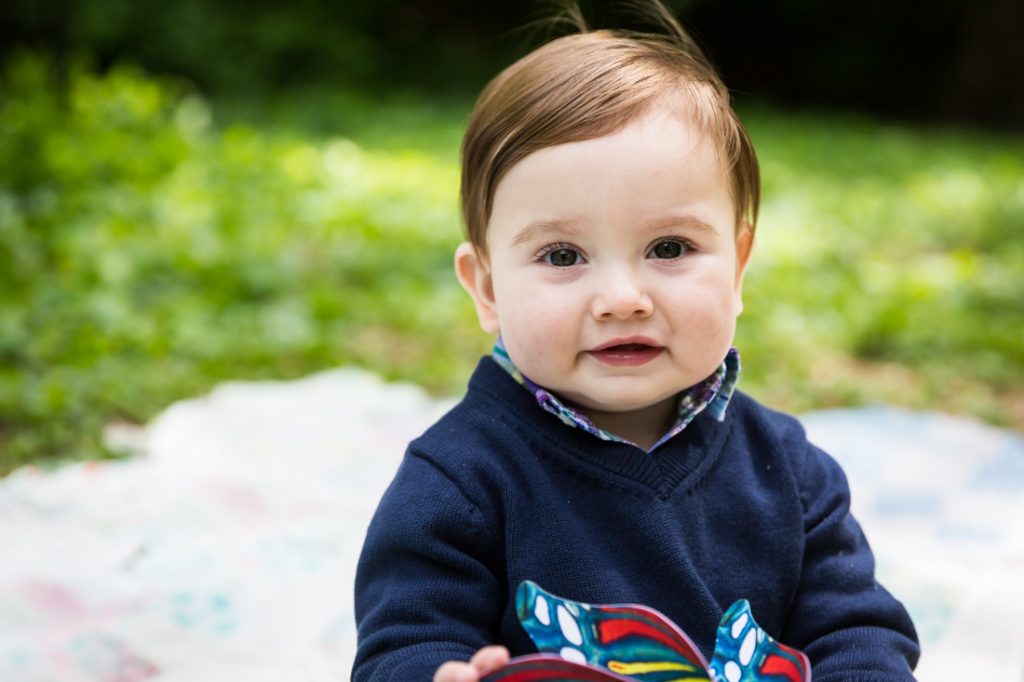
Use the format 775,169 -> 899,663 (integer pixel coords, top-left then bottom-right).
539,246 -> 585,267
548,248 -> 579,266
647,239 -> 689,260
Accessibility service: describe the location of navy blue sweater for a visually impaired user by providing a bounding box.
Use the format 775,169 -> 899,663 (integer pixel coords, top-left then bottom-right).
353,357 -> 919,681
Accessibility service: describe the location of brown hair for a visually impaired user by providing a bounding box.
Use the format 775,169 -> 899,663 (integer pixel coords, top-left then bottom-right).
460,3 -> 760,252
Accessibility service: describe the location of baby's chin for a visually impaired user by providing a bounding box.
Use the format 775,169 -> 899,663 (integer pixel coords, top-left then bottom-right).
561,390 -> 681,418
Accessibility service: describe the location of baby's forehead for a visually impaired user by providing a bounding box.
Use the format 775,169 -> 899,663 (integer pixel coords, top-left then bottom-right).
482,114 -> 736,256
503,100 -> 726,179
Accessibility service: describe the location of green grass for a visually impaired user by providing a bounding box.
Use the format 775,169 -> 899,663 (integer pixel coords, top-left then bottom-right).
2,54 -> 1022,473
738,109 -> 1024,421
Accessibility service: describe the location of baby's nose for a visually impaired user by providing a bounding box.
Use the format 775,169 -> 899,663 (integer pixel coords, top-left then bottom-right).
591,272 -> 653,320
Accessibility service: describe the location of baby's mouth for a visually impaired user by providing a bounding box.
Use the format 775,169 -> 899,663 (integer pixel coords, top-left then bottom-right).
605,343 -> 653,352
589,341 -> 664,366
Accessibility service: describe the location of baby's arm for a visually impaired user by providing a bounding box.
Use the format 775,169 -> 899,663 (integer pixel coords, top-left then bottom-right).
783,439 -> 920,680
353,451 -> 506,682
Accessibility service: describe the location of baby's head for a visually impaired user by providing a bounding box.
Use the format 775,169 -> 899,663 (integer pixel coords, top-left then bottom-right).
454,7 -> 760,444
460,21 -> 759,255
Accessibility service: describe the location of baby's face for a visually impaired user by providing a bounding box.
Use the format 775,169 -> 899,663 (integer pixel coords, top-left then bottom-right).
458,102 -> 753,426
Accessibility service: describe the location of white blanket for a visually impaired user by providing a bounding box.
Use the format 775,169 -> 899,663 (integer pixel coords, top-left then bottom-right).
1,368 -> 1021,681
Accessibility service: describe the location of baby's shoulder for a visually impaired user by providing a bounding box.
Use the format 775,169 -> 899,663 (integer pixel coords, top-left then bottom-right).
406,389 -> 528,476
415,387 -> 514,441
728,390 -> 811,446
726,391 -> 844,473
727,391 -> 850,489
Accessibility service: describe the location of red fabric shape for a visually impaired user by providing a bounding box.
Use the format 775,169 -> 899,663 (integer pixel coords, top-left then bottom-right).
759,653 -> 805,682
596,618 -> 696,659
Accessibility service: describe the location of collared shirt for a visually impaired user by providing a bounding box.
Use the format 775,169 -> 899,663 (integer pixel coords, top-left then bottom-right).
491,338 -> 741,451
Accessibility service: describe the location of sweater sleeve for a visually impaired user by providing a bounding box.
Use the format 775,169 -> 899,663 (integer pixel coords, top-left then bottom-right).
352,450 -> 505,682
783,439 -> 920,681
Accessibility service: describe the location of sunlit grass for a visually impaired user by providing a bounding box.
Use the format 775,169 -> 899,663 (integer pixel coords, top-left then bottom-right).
737,108 -> 1024,421
1,55 -> 1021,472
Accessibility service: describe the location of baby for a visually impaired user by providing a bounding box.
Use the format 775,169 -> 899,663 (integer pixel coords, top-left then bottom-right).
353,3 -> 920,681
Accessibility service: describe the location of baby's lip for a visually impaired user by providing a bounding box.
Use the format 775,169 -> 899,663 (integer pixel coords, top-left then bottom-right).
590,336 -> 662,352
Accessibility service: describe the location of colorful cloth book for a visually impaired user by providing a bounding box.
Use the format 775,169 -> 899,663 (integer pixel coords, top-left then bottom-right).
483,581 -> 811,682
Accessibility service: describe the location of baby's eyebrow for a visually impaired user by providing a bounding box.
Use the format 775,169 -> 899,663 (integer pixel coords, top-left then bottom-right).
509,214 -> 718,247
509,219 -> 583,246
641,215 -> 718,234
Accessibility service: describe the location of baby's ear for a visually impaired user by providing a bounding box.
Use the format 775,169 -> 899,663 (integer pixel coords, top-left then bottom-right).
733,223 -> 755,314
454,242 -> 500,334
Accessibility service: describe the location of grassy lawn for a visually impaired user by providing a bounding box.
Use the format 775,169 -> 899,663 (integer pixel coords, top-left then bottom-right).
1,54 -> 1022,473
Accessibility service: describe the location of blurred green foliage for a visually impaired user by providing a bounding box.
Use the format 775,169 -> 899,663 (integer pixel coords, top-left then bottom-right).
738,110 -> 1024,419
1,55 -> 1022,473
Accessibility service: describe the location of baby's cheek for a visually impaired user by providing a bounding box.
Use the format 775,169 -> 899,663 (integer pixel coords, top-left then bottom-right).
523,311 -> 575,354
512,311 -> 576,371
676,299 -> 737,363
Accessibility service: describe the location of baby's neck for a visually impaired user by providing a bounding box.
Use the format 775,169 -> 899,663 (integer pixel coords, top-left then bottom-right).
572,398 -> 678,451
